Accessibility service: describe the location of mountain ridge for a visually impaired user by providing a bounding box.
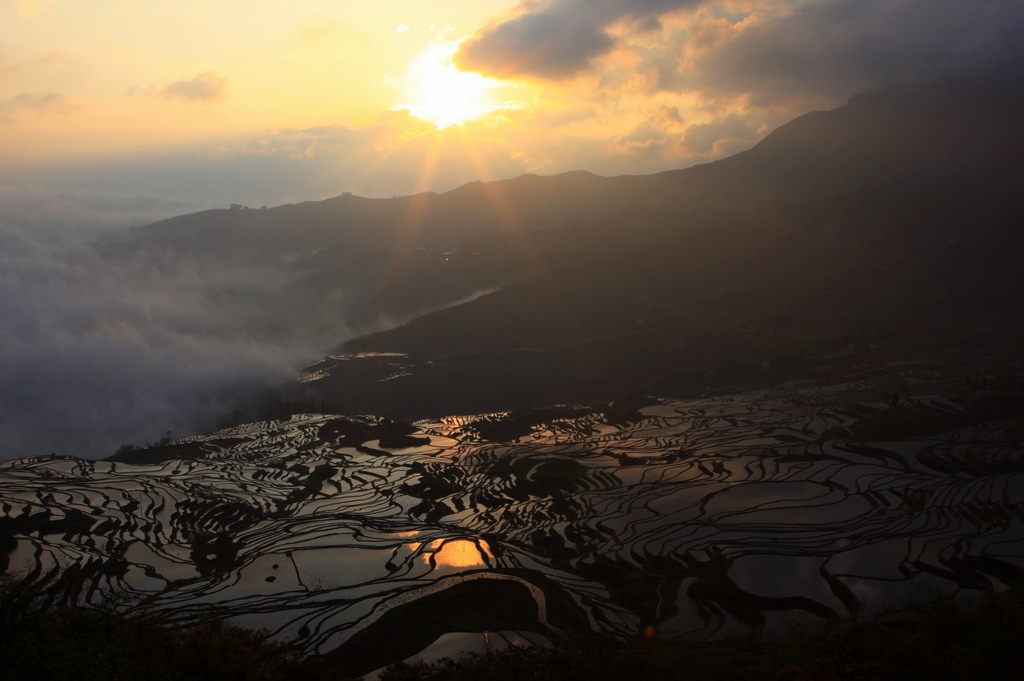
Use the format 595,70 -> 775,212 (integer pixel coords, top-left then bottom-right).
97,80 -> 1024,425
261,80 -> 1024,422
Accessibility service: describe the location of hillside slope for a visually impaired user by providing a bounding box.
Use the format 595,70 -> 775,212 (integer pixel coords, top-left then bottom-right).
271,81 -> 1024,420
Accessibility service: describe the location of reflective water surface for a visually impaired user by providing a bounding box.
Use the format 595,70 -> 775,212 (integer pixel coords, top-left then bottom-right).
2,363 -> 1023,675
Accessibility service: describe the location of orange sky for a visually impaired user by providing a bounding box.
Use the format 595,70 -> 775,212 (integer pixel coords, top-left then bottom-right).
2,0 -> 1015,204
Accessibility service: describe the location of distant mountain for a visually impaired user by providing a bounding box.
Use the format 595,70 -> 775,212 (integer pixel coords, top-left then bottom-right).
107,80 -> 1024,423
100,168 -> 656,329
263,80 -> 1024,421
106,82 -> 1024,332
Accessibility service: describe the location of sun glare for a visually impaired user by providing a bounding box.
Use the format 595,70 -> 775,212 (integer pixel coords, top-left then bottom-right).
396,38 -> 508,129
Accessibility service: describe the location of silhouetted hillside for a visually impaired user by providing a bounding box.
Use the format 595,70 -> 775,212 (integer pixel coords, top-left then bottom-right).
100,170 -> 658,329
104,82 -> 1024,339
271,80 -> 1024,420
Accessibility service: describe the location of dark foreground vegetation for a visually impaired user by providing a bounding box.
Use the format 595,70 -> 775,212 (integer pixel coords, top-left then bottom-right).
0,576 -> 308,681
380,589 -> 1024,681
4,574 -> 1024,681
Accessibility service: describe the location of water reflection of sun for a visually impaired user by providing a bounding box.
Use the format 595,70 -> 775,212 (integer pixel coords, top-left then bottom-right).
419,538 -> 492,567
396,38 -> 509,129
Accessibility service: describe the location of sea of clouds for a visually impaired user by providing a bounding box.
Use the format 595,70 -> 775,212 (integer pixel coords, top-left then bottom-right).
0,186 -> 355,460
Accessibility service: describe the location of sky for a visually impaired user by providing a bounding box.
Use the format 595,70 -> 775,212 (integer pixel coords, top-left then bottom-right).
1,0 -> 1022,459
3,0 -> 1021,209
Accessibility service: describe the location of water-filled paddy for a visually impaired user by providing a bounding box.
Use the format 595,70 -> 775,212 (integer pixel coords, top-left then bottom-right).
2,365 -> 1023,676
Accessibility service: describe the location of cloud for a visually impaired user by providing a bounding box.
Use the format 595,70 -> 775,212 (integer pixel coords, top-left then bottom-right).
666,0 -> 1024,102
163,71 -> 228,102
396,24 -> 411,34
460,0 -> 1024,102
681,114 -> 756,153
0,185 -> 351,460
0,92 -> 76,123
451,0 -> 1024,168
0,51 -> 83,83
458,0 -> 709,79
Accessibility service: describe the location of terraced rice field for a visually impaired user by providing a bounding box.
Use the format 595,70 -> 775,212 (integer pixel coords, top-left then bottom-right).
2,362 -> 1023,676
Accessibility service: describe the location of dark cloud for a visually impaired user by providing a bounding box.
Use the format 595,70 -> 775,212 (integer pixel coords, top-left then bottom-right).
460,0 -> 1024,102
0,92 -> 76,123
671,0 -> 1024,102
163,71 -> 228,102
458,0 -> 708,79
636,16 -> 664,33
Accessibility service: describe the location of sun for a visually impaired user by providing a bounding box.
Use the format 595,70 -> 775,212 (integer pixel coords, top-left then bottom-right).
396,37 -> 508,129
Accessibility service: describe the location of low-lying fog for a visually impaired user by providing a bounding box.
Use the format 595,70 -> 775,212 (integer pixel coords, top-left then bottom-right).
0,188 -> 357,460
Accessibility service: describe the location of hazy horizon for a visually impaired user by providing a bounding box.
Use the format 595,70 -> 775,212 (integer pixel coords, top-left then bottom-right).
5,1 -> 1023,207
